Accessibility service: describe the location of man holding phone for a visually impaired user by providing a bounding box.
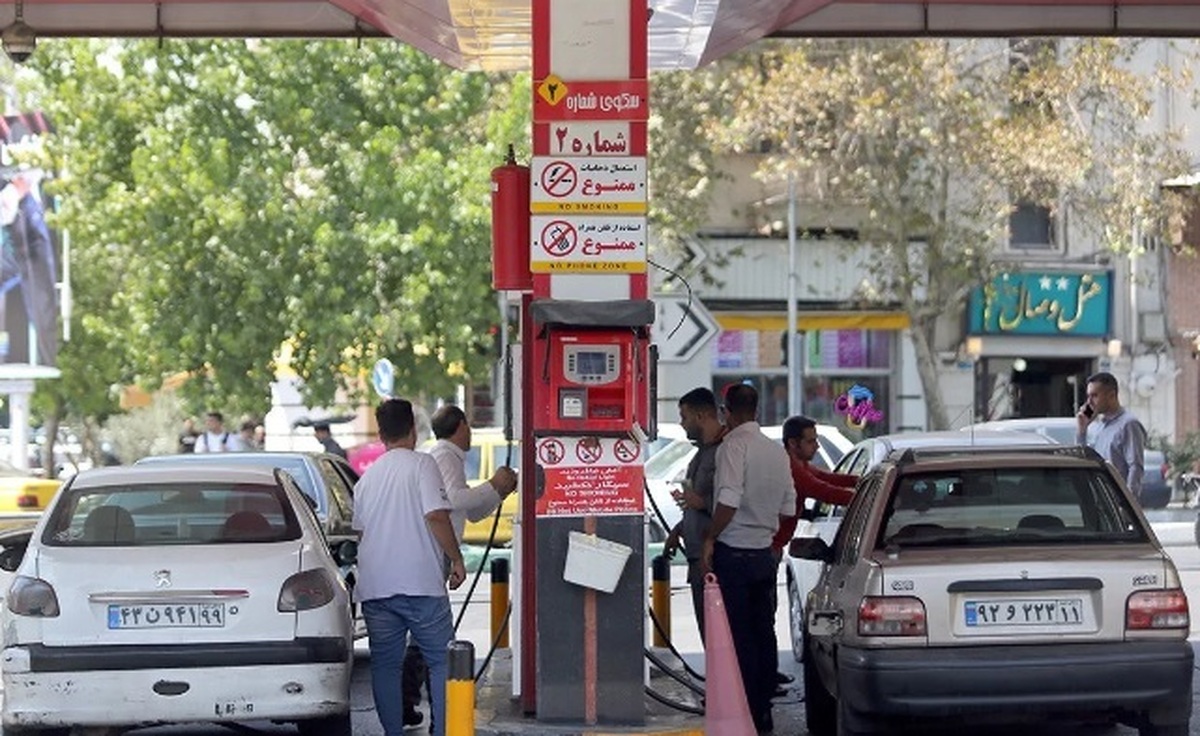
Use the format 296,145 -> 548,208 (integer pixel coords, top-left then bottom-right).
1077,371 -> 1147,501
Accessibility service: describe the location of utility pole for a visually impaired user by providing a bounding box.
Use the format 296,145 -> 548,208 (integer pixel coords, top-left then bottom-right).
787,172 -> 802,417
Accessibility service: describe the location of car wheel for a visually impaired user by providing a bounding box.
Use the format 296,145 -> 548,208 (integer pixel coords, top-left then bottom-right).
802,637 -> 835,736
787,573 -> 804,663
296,711 -> 351,736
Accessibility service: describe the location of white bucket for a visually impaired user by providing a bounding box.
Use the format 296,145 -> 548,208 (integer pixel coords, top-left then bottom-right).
563,530 -> 633,594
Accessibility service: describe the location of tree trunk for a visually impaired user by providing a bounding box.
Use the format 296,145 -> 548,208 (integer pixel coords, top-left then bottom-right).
41,407 -> 60,478
908,317 -> 951,430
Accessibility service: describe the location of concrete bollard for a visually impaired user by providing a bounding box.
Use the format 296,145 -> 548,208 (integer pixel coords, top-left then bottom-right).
446,640 -> 476,736
651,554 -> 671,647
490,557 -> 510,648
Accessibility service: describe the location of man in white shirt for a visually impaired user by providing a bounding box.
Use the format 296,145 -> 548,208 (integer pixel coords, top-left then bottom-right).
702,383 -> 794,735
193,411 -> 243,453
353,398 -> 465,736
403,405 -> 516,726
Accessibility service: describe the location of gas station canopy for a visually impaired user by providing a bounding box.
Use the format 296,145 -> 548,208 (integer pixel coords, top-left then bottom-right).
4,0 -> 1200,70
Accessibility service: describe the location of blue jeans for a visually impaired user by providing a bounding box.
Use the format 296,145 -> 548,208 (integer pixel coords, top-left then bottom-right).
362,594 -> 454,736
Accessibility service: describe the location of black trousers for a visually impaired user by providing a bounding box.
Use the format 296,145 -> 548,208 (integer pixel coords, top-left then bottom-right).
712,541 -> 778,727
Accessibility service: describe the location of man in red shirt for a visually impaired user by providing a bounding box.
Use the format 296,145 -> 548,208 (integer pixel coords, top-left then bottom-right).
771,415 -> 858,557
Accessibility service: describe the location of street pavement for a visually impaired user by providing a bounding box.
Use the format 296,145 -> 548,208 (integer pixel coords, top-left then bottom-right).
8,507 -> 1200,735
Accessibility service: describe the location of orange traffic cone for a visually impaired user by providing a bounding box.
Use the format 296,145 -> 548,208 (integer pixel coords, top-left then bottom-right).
703,572 -> 756,736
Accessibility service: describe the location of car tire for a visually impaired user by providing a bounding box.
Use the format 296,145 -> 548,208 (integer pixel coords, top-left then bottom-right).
802,638 -> 835,736
787,573 -> 804,663
296,711 -> 351,736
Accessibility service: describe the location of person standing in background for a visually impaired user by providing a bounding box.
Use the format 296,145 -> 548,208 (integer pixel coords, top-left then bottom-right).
1077,371 -> 1146,501
194,412 -> 242,453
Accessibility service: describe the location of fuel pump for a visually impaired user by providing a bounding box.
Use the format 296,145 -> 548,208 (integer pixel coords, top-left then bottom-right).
529,298 -> 655,723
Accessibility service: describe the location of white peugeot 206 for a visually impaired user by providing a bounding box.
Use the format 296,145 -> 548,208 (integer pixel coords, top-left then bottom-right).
0,464 -> 354,736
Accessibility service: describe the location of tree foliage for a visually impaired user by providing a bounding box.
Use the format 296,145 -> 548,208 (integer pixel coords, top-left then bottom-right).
659,39 -> 1191,428
19,39 -> 529,424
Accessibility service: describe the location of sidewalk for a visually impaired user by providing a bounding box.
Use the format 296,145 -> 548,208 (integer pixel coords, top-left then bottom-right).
473,651 -> 706,736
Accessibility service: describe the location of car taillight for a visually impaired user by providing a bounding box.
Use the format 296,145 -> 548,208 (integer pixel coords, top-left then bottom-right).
15,494 -> 38,509
278,568 -> 336,612
1126,590 -> 1189,630
7,575 -> 59,617
858,596 -> 926,636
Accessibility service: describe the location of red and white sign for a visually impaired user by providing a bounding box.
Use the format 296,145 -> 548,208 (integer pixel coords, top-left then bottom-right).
549,122 -> 632,157
531,216 -> 646,273
535,436 -> 645,517
531,157 -> 647,214
534,78 -> 649,122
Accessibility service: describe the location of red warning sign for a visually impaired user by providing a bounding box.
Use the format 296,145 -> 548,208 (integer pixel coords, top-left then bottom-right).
535,435 -> 645,517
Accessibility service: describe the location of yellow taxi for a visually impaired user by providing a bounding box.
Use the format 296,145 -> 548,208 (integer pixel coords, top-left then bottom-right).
0,458 -> 60,512
457,429 -> 520,546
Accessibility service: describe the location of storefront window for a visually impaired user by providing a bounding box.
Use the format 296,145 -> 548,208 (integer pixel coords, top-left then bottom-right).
711,328 -> 894,437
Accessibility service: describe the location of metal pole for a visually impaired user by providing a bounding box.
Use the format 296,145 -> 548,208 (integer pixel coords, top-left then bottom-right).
787,173 -> 801,417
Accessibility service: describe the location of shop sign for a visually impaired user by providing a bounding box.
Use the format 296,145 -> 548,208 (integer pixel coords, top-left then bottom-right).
968,271 -> 1110,337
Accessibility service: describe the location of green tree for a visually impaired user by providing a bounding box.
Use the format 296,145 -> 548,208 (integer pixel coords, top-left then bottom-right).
19,40 -> 529,433
659,39 -> 1189,428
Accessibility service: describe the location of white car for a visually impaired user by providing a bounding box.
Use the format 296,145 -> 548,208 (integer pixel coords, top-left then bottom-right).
784,429 -> 1055,662
645,423 -> 853,537
0,465 -> 354,736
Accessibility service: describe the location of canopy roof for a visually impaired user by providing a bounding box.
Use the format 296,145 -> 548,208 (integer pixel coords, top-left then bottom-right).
5,0 -> 1199,70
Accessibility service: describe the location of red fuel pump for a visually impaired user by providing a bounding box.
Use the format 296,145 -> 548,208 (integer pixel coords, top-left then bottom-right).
490,145 -> 532,292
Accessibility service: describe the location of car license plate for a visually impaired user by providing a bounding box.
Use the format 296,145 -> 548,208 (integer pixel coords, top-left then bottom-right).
107,603 -> 225,629
964,598 -> 1084,626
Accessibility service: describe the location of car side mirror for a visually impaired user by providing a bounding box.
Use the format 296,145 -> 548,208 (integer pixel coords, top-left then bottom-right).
334,540 -> 358,566
789,537 -> 833,563
0,544 -> 26,572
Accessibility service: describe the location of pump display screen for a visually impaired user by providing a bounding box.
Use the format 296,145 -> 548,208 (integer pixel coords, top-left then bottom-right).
563,344 -> 620,385
576,351 -> 609,377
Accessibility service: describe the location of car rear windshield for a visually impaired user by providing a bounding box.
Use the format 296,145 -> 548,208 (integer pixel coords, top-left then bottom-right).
42,482 -> 302,546
878,466 -> 1149,548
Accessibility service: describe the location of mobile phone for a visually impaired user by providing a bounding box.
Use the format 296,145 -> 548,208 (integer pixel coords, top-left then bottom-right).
1082,404 -> 1095,418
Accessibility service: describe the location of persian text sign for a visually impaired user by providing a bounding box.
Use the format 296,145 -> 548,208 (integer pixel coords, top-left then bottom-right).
535,436 -> 645,517
531,157 -> 647,214
968,271 -> 1111,337
534,77 -> 649,121
531,216 -> 646,273
548,122 -> 632,157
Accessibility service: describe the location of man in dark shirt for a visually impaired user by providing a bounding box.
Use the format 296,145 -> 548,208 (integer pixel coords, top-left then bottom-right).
314,421 -> 347,459
663,387 -> 725,641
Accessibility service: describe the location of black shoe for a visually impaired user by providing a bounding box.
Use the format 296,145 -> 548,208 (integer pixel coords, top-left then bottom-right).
774,671 -> 794,685
772,684 -> 788,698
403,710 -> 424,729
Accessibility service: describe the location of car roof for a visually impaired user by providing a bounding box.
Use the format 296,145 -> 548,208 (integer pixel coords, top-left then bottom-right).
874,429 -> 1056,451
136,451 -> 331,464
67,464 -> 284,489
886,447 -> 1108,473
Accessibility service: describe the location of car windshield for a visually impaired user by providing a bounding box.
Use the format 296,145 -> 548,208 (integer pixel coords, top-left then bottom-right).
489,442 -> 521,472
42,482 -> 302,546
140,455 -> 321,511
878,466 -> 1148,548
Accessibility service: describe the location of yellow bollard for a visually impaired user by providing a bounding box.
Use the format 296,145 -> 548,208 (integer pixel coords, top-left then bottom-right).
652,554 -> 671,647
446,640 -> 475,736
490,558 -> 509,648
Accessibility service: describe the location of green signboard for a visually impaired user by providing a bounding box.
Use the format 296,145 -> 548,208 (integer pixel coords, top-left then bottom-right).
968,271 -> 1111,337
